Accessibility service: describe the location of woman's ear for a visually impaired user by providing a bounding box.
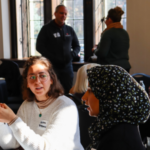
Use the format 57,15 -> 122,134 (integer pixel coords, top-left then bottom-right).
105,17 -> 113,26
108,18 -> 113,23
50,79 -> 53,85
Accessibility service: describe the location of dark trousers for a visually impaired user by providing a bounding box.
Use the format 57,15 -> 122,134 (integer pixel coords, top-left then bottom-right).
53,63 -> 74,94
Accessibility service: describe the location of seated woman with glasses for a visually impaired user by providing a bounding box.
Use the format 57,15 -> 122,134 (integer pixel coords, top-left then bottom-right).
92,6 -> 131,72
82,65 -> 150,150
0,56 -> 84,150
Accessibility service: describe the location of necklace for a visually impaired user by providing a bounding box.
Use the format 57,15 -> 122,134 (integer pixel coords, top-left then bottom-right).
35,97 -> 54,117
35,97 -> 49,117
39,109 -> 42,117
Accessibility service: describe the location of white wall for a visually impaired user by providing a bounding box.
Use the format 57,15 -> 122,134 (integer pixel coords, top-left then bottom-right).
127,0 -> 150,75
0,0 -> 11,58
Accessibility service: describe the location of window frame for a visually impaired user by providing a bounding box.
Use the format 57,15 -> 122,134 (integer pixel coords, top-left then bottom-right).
11,0 -> 126,62
11,0 -> 93,61
10,0 -> 17,58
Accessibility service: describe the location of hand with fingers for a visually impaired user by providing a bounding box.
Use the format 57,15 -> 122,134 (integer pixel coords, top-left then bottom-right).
0,103 -> 6,108
92,45 -> 98,52
0,103 -> 17,124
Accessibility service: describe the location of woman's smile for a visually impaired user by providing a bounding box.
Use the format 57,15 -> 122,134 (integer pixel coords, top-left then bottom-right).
35,87 -> 43,90
87,106 -> 90,111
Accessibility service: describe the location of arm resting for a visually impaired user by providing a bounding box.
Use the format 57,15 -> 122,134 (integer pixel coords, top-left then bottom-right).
0,122 -> 20,149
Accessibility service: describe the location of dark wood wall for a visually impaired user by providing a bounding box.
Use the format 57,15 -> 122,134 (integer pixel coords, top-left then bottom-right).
84,0 -> 94,61
9,0 -> 17,58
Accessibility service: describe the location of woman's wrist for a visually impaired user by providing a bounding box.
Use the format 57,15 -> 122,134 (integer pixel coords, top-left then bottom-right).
8,115 -> 18,126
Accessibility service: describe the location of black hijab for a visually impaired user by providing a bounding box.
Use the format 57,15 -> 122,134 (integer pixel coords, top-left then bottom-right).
86,65 -> 150,150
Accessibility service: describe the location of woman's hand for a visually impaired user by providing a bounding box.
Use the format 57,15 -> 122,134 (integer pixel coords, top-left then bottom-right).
0,103 -> 6,108
92,45 -> 98,52
0,103 -> 17,123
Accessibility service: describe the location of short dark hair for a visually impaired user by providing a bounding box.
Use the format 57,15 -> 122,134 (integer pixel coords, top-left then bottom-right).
55,5 -> 66,13
22,56 -> 64,101
107,6 -> 124,22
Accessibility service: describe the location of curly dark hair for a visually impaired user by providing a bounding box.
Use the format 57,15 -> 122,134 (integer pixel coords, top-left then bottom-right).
107,6 -> 124,22
22,56 -> 64,101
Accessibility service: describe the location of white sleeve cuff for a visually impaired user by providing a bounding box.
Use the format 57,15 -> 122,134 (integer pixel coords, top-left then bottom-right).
9,117 -> 23,132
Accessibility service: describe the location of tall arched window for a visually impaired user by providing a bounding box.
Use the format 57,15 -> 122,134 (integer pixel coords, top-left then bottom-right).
16,0 -> 44,58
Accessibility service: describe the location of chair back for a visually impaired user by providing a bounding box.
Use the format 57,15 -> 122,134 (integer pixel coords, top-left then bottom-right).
132,73 -> 150,141
0,60 -> 23,113
0,60 -> 22,97
66,93 -> 94,148
132,73 -> 150,94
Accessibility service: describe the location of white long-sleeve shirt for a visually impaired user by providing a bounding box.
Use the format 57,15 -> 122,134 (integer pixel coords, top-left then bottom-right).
0,95 -> 84,150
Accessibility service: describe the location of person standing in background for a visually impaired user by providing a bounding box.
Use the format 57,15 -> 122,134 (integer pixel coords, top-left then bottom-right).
36,5 -> 80,94
92,6 -> 131,72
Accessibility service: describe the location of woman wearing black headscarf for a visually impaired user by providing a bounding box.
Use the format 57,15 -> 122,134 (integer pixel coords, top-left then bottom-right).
82,65 -> 150,150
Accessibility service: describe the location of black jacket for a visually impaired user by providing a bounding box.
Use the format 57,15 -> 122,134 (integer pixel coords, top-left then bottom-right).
95,123 -> 145,150
95,28 -> 131,70
36,20 -> 80,68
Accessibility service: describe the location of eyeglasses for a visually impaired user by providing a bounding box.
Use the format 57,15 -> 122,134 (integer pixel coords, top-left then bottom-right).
101,17 -> 108,22
27,72 -> 49,83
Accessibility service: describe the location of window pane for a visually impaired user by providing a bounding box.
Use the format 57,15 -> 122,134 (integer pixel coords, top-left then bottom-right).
116,0 -> 126,17
30,39 -> 41,56
64,0 -> 84,58
65,1 -> 73,19
74,0 -> 83,19
40,21 -> 44,27
105,0 -> 115,15
30,2 -> 43,20
79,40 -> 84,45
66,20 -> 74,28
30,21 -> 42,38
40,2 -> 44,20
79,40 -> 84,60
95,6 -> 101,24
74,20 -> 84,39
121,18 -> 126,29
16,0 -> 23,58
79,40 -> 84,52
95,0 -> 103,44
30,0 -> 43,1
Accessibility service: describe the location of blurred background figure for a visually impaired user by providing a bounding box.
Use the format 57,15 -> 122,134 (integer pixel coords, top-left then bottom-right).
92,6 -> 131,72
36,5 -> 80,94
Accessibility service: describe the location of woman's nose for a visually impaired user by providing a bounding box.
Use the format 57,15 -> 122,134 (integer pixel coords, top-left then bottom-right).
35,75 -> 41,83
82,94 -> 86,102
82,91 -> 88,103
